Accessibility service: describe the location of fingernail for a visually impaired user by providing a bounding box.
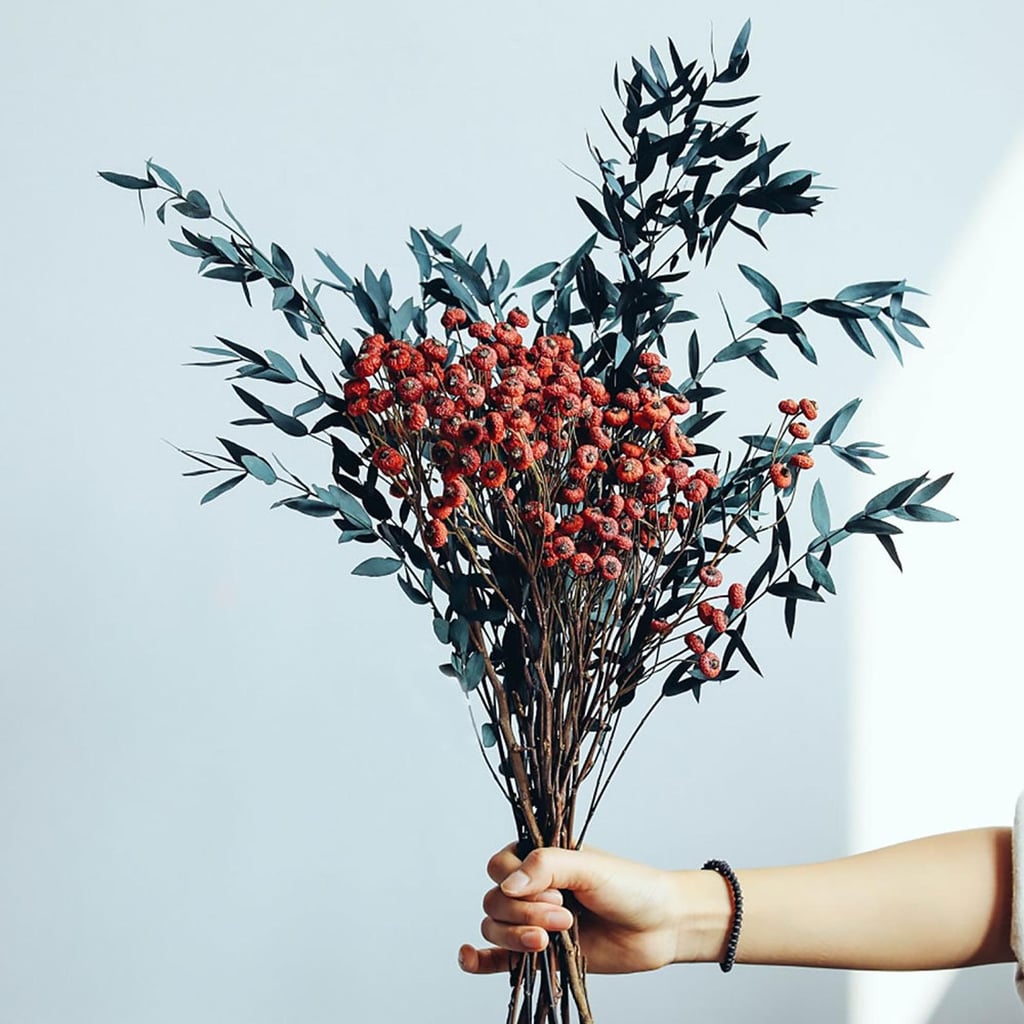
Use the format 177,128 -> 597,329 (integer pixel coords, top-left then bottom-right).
502,869 -> 530,895
544,908 -> 573,930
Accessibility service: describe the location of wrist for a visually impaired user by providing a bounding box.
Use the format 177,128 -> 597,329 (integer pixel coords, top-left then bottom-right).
669,869 -> 736,964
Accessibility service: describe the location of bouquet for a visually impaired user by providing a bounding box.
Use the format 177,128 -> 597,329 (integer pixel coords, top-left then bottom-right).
102,21 -> 952,1023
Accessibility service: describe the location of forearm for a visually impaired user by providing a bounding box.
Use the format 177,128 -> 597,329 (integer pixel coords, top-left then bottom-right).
676,828 -> 1014,970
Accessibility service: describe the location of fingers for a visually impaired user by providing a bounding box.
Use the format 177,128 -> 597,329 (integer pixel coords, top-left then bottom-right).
458,943 -> 519,975
498,847 -> 609,900
483,886 -> 573,931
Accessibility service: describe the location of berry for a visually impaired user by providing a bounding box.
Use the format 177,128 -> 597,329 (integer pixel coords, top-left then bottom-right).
648,365 -> 672,385
697,601 -> 715,626
778,398 -> 799,415
494,322 -> 523,347
405,403 -> 428,431
479,461 -> 508,488
699,565 -> 724,588
694,469 -> 719,490
769,463 -> 793,489
467,321 -> 493,340
372,446 -> 405,476
683,479 -> 709,504
790,452 -> 814,470
699,651 -> 721,679
616,457 -> 644,485
507,308 -> 530,329
728,583 -> 746,610
440,308 -> 468,330
789,421 -> 810,440
650,619 -> 672,635
596,554 -> 623,581
423,520 -> 448,548
685,632 -> 705,654
571,552 -> 595,575
711,609 -> 729,634
799,398 -> 818,420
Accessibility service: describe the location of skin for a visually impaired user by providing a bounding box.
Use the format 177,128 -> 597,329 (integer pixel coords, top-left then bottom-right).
458,828 -> 1015,976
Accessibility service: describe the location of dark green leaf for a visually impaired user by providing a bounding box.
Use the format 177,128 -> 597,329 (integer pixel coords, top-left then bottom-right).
877,534 -> 903,570
844,515 -> 902,535
768,581 -> 824,603
99,170 -> 156,190
397,574 -> 430,605
714,337 -> 764,362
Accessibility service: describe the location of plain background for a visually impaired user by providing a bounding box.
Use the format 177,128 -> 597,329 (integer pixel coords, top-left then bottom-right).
1,2 -> 1023,1022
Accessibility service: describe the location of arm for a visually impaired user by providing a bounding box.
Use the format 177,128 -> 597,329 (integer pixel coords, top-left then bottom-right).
460,827 -> 1014,975
686,827 -> 1014,970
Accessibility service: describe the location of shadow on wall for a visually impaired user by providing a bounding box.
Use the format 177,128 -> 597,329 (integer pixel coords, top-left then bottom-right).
927,963 -> 1020,1024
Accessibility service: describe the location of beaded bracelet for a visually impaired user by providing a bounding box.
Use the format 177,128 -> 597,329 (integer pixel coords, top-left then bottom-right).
701,859 -> 743,972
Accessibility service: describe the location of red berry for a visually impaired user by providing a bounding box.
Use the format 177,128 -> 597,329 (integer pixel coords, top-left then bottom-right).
596,554 -> 623,581
683,479 -> 709,504
685,632 -> 705,654
699,565 -> 724,588
769,463 -> 793,489
571,552 -> 594,575
372,445 -> 405,476
699,651 -> 721,679
728,583 -> 746,610
778,398 -> 799,415
423,519 -> 448,548
467,321 -> 493,341
507,308 -> 530,329
711,609 -> 729,634
790,452 -> 814,470
799,398 -> 818,420
650,619 -> 672,635
789,421 -> 810,440
697,601 -> 715,626
440,308 -> 468,330
479,460 -> 508,488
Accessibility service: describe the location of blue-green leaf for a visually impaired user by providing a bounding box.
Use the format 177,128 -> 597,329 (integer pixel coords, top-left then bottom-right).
805,553 -> 836,594
316,249 -> 353,289
714,337 -> 764,362
433,617 -> 450,644
461,651 -> 486,691
145,160 -> 181,192
240,454 -> 276,484
814,397 -> 860,445
902,504 -> 957,523
738,264 -> 781,313
397,574 -> 430,605
352,557 -> 402,577
910,472 -> 952,505
481,723 -> 498,748
200,473 -> 246,504
211,236 -> 242,264
513,261 -> 559,289
271,243 -> 294,282
264,350 -> 297,381
811,479 -> 830,536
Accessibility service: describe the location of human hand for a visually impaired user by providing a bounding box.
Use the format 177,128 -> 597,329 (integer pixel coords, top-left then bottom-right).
458,843 -> 725,975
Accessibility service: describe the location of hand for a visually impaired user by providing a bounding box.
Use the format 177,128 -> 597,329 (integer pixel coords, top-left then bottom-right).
459,842 -> 714,975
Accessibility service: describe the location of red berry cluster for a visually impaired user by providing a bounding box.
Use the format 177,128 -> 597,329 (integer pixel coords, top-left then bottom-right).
342,307 -> 726,576
769,396 -> 818,488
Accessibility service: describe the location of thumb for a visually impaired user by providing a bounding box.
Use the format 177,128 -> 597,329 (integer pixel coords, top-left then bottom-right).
500,847 -> 607,899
